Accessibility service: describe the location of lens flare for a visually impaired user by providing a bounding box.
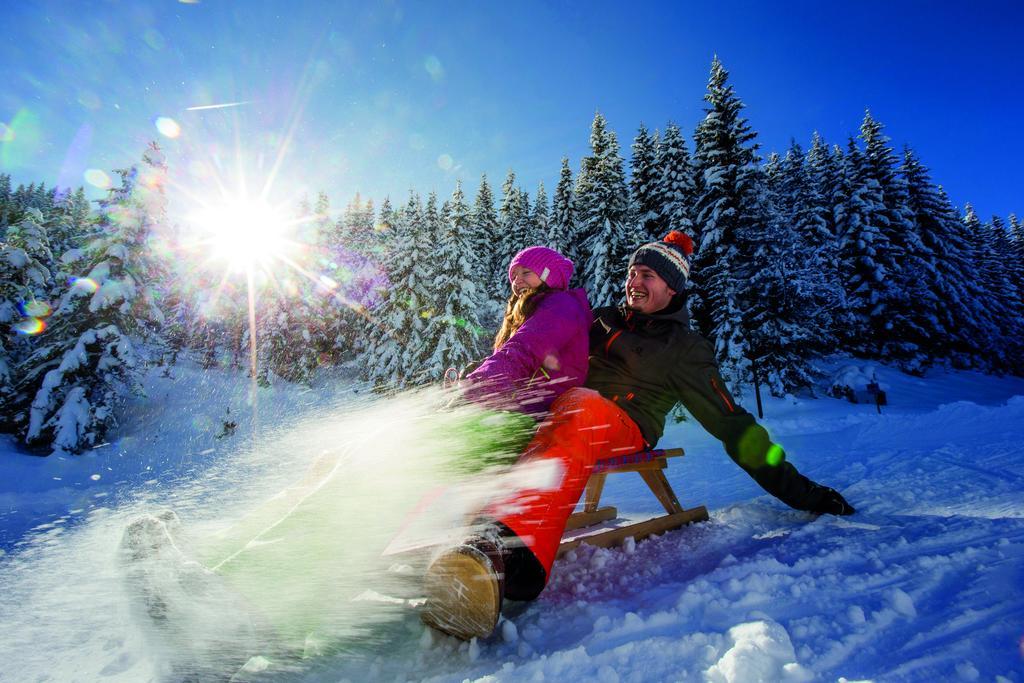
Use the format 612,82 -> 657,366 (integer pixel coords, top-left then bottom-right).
437,154 -> 453,171
155,117 -> 181,138
13,318 -> 47,335
143,28 -> 166,51
1,109 -> 42,169
424,56 -> 444,81
19,300 -> 52,317
70,277 -> 100,293
84,169 -> 111,188
766,444 -> 784,467
0,122 -> 14,142
408,133 -> 426,150
188,198 -> 295,270
58,123 -> 94,190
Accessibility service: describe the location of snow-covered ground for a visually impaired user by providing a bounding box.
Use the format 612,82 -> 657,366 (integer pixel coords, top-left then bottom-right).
1,358 -> 1023,682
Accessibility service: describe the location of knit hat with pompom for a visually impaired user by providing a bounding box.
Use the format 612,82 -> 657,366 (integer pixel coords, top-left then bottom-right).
627,231 -> 694,293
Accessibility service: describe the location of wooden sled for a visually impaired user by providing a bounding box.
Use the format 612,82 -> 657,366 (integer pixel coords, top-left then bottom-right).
557,447 -> 709,558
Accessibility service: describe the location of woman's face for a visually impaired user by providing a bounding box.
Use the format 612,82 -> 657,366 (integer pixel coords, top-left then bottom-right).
510,265 -> 543,295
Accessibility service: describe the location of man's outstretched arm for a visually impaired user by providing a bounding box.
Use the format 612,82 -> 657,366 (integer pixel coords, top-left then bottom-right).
672,338 -> 854,515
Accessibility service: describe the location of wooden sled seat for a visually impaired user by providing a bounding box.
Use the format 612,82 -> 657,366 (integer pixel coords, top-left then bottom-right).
557,447 -> 709,558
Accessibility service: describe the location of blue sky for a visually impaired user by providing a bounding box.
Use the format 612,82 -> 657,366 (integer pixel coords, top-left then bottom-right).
1,0 -> 1021,221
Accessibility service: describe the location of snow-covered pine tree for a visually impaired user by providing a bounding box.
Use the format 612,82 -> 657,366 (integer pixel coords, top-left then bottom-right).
46,187 -> 92,262
630,124 -> 662,240
313,191 -> 334,249
691,57 -> 763,385
550,157 -> 578,264
400,192 -> 443,384
1008,213 -> 1024,372
472,175 -> 500,306
377,197 -> 396,234
358,192 -> 429,389
740,173 -> 821,396
982,213 -> 1023,371
440,199 -> 452,231
575,111 -> 637,307
1010,214 -> 1024,315
496,171 -> 527,299
0,173 -> 13,227
348,195 -> 396,356
0,208 -> 55,423
899,148 -> 988,367
514,188 -> 534,249
656,122 -> 696,241
532,182 -> 550,248
417,181 -> 485,381
858,111 -> 937,372
0,207 -> 54,318
776,141 -> 838,351
806,133 -> 841,246
833,139 -> 893,357
960,205 -> 1014,370
16,143 -> 169,454
328,193 -> 385,362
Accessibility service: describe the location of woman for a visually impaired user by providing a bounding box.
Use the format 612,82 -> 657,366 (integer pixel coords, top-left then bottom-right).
460,245 -> 592,415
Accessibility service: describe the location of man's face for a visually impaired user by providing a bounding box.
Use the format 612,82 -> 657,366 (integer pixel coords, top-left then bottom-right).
625,264 -> 676,314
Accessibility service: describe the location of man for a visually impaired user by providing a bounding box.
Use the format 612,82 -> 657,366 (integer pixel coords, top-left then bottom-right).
422,231 -> 854,641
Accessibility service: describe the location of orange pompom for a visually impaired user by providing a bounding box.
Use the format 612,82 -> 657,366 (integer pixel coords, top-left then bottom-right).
664,230 -> 694,256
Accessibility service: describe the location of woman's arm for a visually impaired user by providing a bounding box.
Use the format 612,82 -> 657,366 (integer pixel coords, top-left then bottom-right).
462,292 -> 584,404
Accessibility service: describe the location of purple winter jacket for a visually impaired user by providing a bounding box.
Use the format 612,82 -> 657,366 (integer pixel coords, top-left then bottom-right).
462,288 -> 592,414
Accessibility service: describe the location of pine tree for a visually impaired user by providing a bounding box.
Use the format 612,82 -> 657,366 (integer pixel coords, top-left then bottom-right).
48,187 -> 92,262
833,139 -> 892,357
358,193 -> 430,389
532,181 -> 550,247
629,124 -> 661,239
313,191 -> 334,250
899,148 -> 987,366
576,112 -> 637,307
1008,213 -> 1024,371
741,184 -> 821,395
496,171 -> 526,299
961,206 -> 1015,371
472,175 -> 500,304
514,188 -> 534,249
0,173 -> 13,227
656,123 -> 696,241
777,141 -> 838,348
16,143 -> 169,453
0,207 -> 54,317
0,208 -> 55,422
983,214 -> 1023,371
417,181 -> 485,381
551,158 -> 578,264
858,111 -> 936,372
691,57 -> 765,385
743,143 -> 838,393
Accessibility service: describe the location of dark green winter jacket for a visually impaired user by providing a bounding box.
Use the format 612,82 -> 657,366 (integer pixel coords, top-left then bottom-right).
585,302 -> 825,511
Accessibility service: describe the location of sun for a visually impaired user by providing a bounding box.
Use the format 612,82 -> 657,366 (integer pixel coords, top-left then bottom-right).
189,197 -> 296,272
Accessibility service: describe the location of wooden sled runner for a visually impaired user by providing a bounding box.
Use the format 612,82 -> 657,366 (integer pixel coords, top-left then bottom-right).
557,447 -> 709,558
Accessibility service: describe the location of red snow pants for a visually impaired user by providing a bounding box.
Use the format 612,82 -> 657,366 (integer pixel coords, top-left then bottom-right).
494,387 -> 645,577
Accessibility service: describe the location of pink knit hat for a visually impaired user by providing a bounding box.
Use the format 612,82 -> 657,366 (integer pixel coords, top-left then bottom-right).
508,246 -> 574,290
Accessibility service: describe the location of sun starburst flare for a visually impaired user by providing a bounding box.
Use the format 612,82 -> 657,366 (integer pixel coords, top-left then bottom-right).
188,197 -> 298,273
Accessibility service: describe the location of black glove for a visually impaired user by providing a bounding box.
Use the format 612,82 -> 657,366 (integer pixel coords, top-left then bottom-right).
805,485 -> 855,516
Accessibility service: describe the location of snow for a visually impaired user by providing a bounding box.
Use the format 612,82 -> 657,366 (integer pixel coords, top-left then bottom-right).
1,357 -> 1024,681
